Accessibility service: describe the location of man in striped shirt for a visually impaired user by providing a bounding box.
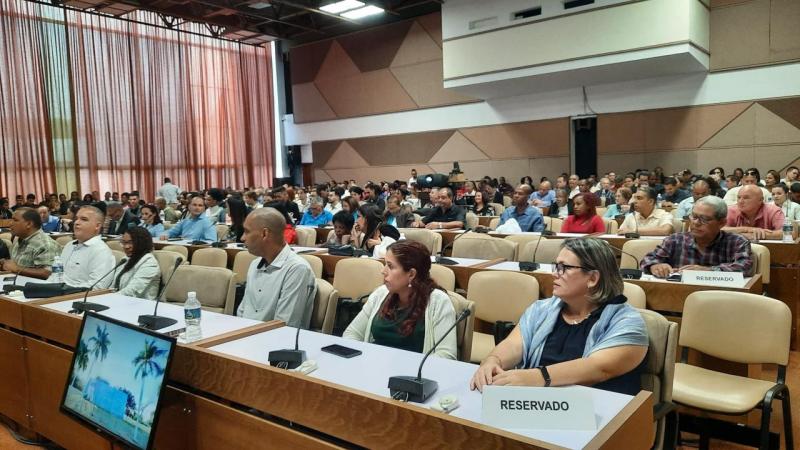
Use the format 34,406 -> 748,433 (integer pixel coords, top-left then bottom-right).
640,196 -> 753,278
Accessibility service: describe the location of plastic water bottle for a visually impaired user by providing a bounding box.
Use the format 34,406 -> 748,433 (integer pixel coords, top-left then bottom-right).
656,193 -> 663,208
184,291 -> 202,342
784,223 -> 794,243
52,256 -> 64,283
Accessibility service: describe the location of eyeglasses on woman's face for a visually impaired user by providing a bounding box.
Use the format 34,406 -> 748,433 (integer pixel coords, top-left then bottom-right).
552,262 -> 593,277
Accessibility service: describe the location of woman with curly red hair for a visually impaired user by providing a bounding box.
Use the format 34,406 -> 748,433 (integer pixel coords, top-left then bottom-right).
561,192 -> 605,234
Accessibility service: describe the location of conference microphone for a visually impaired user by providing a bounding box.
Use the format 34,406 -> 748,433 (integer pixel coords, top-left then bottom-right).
435,229 -> 471,266
268,326 -> 306,370
389,308 -> 471,403
71,258 -> 127,314
138,256 -> 184,330
519,230 -> 545,272
1,269 -> 25,294
540,215 -> 555,237
624,204 -> 640,239
607,243 -> 644,280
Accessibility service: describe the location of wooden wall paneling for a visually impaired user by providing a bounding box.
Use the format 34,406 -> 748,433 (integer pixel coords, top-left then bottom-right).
769,0 -> 800,61
710,0 -> 771,70
25,338 -> 112,450
22,304 -> 82,348
0,328 -> 30,427
0,296 -> 24,330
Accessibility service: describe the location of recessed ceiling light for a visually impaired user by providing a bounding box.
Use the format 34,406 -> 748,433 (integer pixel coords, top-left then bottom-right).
340,4 -> 384,19
249,2 -> 272,9
320,0 -> 364,14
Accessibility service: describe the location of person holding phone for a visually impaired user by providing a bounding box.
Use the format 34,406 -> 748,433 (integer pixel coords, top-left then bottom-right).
343,240 -> 457,359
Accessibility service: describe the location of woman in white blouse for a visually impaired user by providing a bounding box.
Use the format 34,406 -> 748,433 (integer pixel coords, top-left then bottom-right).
113,227 -> 161,299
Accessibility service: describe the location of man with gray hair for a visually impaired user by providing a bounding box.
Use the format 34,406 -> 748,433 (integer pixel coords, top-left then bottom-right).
105,201 -> 139,235
640,195 -> 753,278
237,207 -> 317,328
299,196 -> 333,226
51,205 -> 116,289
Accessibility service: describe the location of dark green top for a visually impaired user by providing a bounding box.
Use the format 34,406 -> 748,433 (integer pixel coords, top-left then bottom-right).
370,305 -> 426,353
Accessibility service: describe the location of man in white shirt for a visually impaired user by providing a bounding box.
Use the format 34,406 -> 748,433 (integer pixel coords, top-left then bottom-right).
408,169 -> 417,188
567,174 -> 580,199
237,208 -> 317,328
53,205 -> 116,289
325,187 -> 344,214
157,177 -> 181,204
618,186 -> 675,236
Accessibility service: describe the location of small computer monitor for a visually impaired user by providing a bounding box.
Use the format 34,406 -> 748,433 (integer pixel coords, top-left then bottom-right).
61,312 -> 176,450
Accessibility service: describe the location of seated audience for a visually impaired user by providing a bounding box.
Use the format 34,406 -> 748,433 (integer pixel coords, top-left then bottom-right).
226,196 -> 247,242
0,208 -> 61,279
548,188 -> 572,218
105,201 -> 140,235
161,194 -> 217,242
529,181 -> 555,208
782,166 -> 799,185
723,168 -> 772,205
324,210 -> 354,246
111,227 -> 161,299
236,208 -> 317,328
618,186 -> 674,236
561,193 -> 605,234
325,187 -> 344,214
660,177 -> 690,209
52,205 -> 116,289
0,197 -> 12,219
792,182 -> 800,204
138,204 -> 165,238
603,187 -> 632,219
641,196 -> 753,277
673,177 -> 714,220
244,191 -> 262,213
499,184 -> 545,232
265,201 -> 298,245
470,238 -> 648,395
724,185 -> 785,240
353,203 -> 384,253
204,188 -> 226,225
344,240 -> 457,359
472,191 -> 496,216
772,183 -> 800,222
415,187 -> 466,230
37,206 -> 61,232
300,198 -> 333,226
384,195 -> 414,228
594,177 -> 615,207
155,197 -> 180,223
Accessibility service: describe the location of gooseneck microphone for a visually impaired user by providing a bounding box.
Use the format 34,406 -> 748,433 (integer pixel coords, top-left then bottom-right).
435,229 -> 471,266
389,308 -> 471,403
608,243 -> 644,280
624,203 -> 640,239
71,258 -> 127,314
138,256 -> 184,330
268,326 -> 306,369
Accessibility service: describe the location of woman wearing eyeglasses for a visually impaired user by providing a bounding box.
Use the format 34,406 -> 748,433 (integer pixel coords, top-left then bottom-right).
470,238 -> 648,395
110,226 -> 161,300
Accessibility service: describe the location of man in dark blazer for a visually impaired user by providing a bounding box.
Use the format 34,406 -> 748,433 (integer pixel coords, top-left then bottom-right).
105,201 -> 139,235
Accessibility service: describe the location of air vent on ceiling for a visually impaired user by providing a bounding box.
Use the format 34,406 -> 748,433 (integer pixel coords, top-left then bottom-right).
512,7 -> 542,20
469,16 -> 498,30
564,0 -> 595,9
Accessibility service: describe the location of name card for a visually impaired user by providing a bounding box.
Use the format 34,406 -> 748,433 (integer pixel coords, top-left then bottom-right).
682,270 -> 746,288
482,386 -> 596,430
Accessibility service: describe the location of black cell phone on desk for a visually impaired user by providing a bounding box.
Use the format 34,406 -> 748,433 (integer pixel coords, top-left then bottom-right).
666,273 -> 682,282
321,344 -> 362,358
167,237 -> 183,241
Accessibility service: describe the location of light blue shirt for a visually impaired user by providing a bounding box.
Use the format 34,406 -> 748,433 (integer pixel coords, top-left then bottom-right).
603,204 -> 631,219
300,209 -> 333,227
140,222 -> 165,238
166,214 -> 217,242
41,215 -> 61,232
529,190 -> 556,207
519,296 -> 648,369
499,206 -> 544,232
674,196 -> 695,219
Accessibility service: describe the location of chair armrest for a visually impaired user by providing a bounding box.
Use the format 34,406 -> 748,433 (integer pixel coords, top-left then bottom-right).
653,401 -> 677,421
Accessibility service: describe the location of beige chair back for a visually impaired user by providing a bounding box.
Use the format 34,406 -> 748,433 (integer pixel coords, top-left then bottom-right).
106,240 -> 124,252
398,228 -> 442,255
191,248 -> 228,268
0,232 -> 12,241
1,238 -> 12,251
162,245 -> 189,260
544,216 -> 563,233
639,309 -> 678,450
502,195 -> 512,207
488,217 -> 500,230
430,264 -> 455,291
310,279 -> 339,335
332,258 -> 384,301
467,271 -> 539,324
215,224 -> 229,241
602,217 -> 619,234
671,216 -> 684,234
152,250 -> 184,285
680,291 -> 791,365
56,235 -> 74,247
164,265 -> 236,314
623,282 -> 646,309
465,211 -> 478,230
295,227 -> 317,247
750,243 -> 770,284
111,250 -> 126,265
504,234 -> 546,261
596,207 -> 607,217
231,251 -> 258,284
519,239 -> 564,264
489,203 -> 505,216
446,291 -> 475,362
452,234 -> 516,261
620,239 -> 661,269
300,254 -> 323,279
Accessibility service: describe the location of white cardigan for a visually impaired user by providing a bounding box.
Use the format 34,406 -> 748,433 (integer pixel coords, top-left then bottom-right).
343,285 -> 457,360
114,253 -> 161,300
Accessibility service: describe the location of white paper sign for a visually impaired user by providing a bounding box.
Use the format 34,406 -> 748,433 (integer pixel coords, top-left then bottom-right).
482,386 -> 596,430
681,270 -> 746,288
